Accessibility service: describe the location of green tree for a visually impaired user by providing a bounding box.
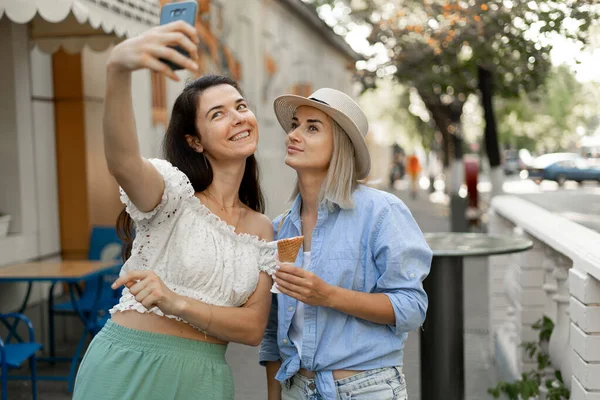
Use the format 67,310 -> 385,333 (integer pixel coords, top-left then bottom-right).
307,0 -> 598,164
495,65 -> 600,152
359,78 -> 437,151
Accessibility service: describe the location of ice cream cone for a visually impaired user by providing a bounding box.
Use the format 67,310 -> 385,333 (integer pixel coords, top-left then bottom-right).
277,236 -> 304,262
271,236 -> 304,294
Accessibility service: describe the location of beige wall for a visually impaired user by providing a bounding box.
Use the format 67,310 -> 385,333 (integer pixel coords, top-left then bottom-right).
79,0 -> 358,220
82,47 -> 115,229
81,46 -> 186,228
73,0 -> 358,220
218,0 -> 357,217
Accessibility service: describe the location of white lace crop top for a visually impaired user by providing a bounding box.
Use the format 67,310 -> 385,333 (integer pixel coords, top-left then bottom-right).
109,158 -> 278,327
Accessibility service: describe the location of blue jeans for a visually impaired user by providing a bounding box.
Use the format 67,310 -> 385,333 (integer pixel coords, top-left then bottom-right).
282,367 -> 407,400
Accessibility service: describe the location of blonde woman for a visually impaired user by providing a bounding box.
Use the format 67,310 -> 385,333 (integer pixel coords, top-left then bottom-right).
260,89 -> 432,399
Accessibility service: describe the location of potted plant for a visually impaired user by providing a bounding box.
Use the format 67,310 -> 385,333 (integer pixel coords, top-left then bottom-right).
0,213 -> 11,237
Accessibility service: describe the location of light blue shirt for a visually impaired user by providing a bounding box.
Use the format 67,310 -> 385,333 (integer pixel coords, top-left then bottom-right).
259,185 -> 432,398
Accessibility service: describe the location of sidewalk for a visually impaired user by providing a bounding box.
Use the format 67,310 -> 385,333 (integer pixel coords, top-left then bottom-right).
391,186 -> 495,400
10,185 -> 496,399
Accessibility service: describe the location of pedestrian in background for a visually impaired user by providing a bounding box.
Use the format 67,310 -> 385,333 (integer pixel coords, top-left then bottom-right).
406,153 -> 422,199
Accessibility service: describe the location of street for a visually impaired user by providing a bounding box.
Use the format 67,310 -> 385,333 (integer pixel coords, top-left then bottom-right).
481,176 -> 600,233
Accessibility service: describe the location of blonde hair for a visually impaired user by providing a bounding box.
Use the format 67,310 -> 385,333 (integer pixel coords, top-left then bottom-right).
290,118 -> 358,210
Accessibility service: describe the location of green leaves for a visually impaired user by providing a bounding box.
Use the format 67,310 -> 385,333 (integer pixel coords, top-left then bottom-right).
307,0 -> 599,142
532,315 -> 555,343
364,0 -> 595,99
494,66 -> 599,151
487,317 -> 570,400
522,341 -> 538,359
487,371 -> 541,400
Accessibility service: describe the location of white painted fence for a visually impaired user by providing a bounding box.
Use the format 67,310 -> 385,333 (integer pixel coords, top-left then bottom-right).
490,195 -> 600,399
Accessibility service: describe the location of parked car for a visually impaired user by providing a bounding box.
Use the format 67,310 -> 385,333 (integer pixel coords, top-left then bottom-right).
503,149 -> 527,175
527,153 -> 600,186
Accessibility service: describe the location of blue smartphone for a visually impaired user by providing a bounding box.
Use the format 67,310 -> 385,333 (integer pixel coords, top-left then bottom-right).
159,1 -> 198,71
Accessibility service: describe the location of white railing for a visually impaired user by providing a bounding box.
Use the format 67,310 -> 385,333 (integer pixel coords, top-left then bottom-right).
490,195 -> 600,399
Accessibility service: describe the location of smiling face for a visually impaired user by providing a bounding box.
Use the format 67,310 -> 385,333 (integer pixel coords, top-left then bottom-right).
186,84 -> 258,162
284,106 -> 335,175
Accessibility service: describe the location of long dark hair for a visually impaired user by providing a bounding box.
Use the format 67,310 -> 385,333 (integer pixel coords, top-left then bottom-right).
117,74 -> 265,260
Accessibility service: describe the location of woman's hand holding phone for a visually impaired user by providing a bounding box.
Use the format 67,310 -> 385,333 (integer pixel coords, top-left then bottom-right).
106,21 -> 200,81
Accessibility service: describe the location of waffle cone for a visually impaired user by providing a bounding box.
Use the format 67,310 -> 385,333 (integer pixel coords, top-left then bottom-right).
277,236 -> 304,262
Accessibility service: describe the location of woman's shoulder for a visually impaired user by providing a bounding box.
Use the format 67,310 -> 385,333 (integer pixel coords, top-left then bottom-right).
243,208 -> 274,242
353,185 -> 404,209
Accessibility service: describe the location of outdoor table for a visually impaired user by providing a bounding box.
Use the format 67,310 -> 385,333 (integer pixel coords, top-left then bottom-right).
0,260 -> 120,392
421,232 -> 533,400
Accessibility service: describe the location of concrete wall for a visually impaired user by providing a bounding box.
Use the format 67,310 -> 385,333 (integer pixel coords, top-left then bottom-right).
81,46 -> 185,227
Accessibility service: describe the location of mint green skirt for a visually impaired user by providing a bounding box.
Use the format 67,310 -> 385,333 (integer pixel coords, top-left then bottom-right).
73,320 -> 233,400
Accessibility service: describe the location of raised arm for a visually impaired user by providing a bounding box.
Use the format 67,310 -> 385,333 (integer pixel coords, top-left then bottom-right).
104,21 -> 199,212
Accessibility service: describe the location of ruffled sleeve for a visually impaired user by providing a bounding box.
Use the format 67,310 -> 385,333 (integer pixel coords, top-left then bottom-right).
119,158 -> 195,223
258,241 -> 278,275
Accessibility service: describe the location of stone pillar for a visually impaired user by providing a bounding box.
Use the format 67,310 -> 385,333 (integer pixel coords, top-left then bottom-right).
540,247 -> 571,400
513,234 -> 546,373
547,252 -> 572,389
542,247 -> 559,322
488,210 -> 515,354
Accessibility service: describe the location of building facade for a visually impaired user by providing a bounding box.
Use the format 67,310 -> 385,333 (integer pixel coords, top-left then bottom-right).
0,0 -> 359,312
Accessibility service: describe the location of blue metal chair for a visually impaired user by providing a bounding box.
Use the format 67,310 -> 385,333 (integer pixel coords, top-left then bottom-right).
0,313 -> 41,400
47,226 -> 123,359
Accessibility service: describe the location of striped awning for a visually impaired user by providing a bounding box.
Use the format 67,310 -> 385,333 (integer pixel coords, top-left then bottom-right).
0,0 -> 160,53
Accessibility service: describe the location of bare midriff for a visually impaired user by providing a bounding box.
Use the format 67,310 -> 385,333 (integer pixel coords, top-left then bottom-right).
111,311 -> 228,345
298,368 -> 362,380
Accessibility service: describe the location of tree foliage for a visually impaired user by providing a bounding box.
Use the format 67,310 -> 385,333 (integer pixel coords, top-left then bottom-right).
307,0 -> 599,160
495,65 -> 600,152
358,78 -> 437,150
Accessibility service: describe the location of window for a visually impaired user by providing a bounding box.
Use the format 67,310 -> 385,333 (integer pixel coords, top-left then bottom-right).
556,160 -> 575,169
574,159 -> 589,169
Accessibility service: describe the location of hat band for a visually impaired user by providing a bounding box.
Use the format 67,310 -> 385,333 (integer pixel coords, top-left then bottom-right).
309,97 -> 330,106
